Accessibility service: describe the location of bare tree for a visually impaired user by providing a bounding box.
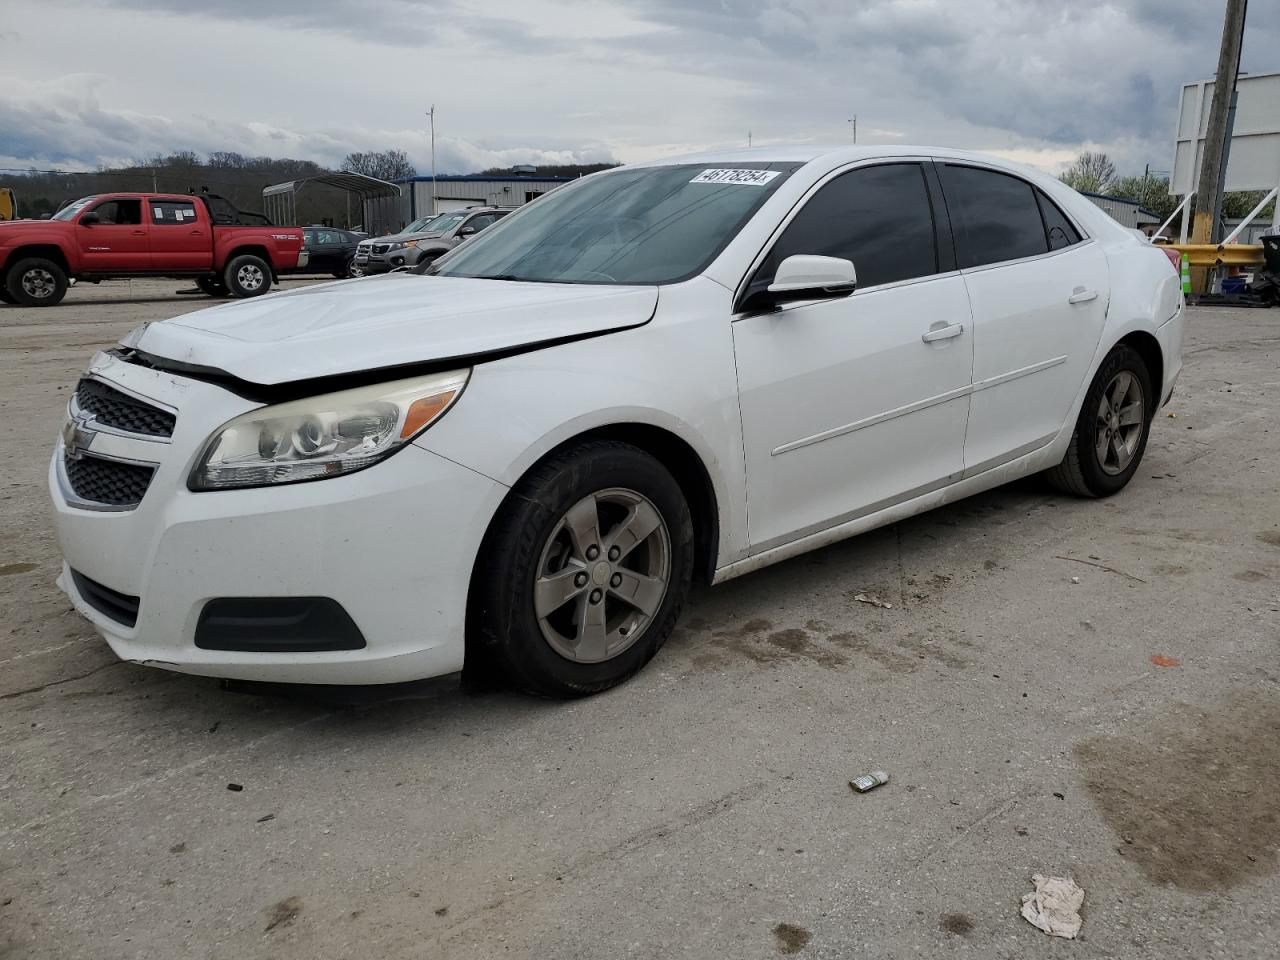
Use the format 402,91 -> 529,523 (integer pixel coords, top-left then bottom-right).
1060,152 -> 1116,193
341,150 -> 416,181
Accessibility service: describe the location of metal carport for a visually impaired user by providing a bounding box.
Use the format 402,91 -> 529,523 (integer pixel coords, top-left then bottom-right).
262,172 -> 404,235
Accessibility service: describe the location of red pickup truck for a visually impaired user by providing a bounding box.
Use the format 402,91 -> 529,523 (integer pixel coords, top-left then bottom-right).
0,193 -> 307,307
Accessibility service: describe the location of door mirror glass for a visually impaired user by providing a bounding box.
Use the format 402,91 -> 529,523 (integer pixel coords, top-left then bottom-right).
458,225 -> 477,237
766,254 -> 857,300
79,212 -> 100,226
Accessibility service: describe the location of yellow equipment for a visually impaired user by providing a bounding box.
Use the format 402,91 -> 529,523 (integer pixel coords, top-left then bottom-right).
0,187 -> 15,221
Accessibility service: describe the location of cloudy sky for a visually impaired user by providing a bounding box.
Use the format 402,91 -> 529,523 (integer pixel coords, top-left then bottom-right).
1,0 -> 1276,178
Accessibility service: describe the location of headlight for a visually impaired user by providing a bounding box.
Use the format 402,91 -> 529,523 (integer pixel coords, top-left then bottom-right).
389,240 -> 417,250
189,369 -> 469,490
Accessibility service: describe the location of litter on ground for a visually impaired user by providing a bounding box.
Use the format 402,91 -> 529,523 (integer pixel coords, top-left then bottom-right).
1020,874 -> 1084,939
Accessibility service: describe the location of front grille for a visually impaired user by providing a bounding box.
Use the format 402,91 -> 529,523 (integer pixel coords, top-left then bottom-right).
74,379 -> 175,438
371,243 -> 390,255
64,455 -> 155,507
70,569 -> 139,627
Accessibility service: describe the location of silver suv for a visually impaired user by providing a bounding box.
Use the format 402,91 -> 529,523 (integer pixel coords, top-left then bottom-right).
353,207 -> 512,274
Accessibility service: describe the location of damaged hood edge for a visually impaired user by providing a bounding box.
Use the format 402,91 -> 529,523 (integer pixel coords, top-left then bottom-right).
133,273 -> 659,388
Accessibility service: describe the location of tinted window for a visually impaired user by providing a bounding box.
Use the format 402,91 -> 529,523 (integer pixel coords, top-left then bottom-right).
753,163 -> 937,293
1037,191 -> 1082,251
91,199 -> 143,225
464,214 -> 495,232
150,200 -> 196,225
940,165 -> 1048,267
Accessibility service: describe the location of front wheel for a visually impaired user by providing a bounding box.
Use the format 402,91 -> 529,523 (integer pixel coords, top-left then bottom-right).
1045,344 -> 1153,497
6,257 -> 68,307
223,254 -> 273,298
470,440 -> 695,697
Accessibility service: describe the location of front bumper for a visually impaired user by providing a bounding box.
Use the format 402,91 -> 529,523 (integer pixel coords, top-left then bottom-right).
50,353 -> 506,684
354,248 -> 409,273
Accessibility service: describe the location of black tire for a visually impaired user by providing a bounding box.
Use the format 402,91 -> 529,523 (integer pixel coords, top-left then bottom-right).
196,276 -> 230,298
470,439 -> 695,698
5,257 -> 68,307
335,257 -> 356,279
0,284 -> 14,304
223,254 -> 273,298
1045,344 -> 1153,497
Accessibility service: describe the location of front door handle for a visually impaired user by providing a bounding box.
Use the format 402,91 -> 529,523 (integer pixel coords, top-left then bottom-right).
922,322 -> 964,343
131,230 -> 146,236
1068,287 -> 1099,304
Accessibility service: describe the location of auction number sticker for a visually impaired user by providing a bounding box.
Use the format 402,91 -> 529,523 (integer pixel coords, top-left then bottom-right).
690,169 -> 780,186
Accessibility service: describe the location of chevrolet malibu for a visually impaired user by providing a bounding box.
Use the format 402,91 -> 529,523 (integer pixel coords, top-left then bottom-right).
51,146 -> 1184,697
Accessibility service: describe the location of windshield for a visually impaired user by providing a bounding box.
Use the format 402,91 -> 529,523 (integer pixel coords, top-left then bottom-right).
53,197 -> 97,221
431,164 -> 797,284
419,212 -> 466,234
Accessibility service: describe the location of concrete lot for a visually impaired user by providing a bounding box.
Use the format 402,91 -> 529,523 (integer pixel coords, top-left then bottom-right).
1,279 -> 1278,959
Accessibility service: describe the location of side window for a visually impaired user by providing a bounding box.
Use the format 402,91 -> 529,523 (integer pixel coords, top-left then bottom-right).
939,165 -> 1048,267
314,230 -> 339,244
466,214 -> 496,232
91,199 -> 143,225
1036,191 -> 1082,251
150,200 -> 197,225
753,163 -> 937,293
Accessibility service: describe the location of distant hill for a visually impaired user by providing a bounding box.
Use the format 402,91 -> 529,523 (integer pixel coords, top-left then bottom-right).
6,152 -> 370,227
479,163 -> 620,179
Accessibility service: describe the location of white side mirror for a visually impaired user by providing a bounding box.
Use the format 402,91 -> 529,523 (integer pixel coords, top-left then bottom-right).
767,255 -> 857,297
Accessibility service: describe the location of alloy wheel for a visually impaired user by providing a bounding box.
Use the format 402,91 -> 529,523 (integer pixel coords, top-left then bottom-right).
533,487 -> 671,664
237,264 -> 265,291
21,268 -> 56,299
1095,370 -> 1145,475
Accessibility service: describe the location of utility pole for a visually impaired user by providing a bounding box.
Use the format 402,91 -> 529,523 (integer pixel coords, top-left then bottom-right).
427,104 -> 437,216
848,116 -> 857,144
1191,0 -> 1247,292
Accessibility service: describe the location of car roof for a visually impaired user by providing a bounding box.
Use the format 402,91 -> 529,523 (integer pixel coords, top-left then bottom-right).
627,144 -> 1051,179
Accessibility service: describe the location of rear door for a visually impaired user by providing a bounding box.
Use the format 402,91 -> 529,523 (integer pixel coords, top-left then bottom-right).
76,198 -> 148,272
937,162 -> 1109,473
732,161 -> 974,551
148,199 -> 212,271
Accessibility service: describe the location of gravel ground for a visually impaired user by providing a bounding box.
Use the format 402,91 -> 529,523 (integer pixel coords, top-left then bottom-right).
2,279 -> 1278,959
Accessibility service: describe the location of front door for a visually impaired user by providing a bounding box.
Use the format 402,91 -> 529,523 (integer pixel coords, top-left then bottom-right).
733,162 -> 974,551
148,199 -> 211,271
76,198 -> 148,272
935,163 -> 1110,473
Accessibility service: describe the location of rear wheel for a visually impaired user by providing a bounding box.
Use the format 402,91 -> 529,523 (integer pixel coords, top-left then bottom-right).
6,257 -> 68,307
470,440 -> 694,698
0,285 -> 14,304
223,254 -> 273,298
1045,344 -> 1153,497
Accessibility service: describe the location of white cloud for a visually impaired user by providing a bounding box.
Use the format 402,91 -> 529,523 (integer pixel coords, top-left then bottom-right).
1,0 -> 1276,177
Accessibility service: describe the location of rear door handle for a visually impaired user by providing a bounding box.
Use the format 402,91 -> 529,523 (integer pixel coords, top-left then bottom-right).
131,230 -> 146,236
922,322 -> 964,343
1068,287 -> 1098,304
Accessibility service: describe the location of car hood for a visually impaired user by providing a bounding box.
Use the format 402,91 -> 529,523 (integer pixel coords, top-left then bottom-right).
366,230 -> 443,243
134,273 -> 658,386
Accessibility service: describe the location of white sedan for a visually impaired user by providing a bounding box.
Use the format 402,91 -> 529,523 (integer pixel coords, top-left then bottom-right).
50,146 -> 1184,696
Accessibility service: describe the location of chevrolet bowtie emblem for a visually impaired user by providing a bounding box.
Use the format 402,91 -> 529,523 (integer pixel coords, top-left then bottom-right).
62,416 -> 95,460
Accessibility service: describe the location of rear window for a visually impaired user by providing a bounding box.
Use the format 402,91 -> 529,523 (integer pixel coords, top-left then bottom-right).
940,165 -> 1049,268
1037,191 -> 1083,251
151,200 -> 197,225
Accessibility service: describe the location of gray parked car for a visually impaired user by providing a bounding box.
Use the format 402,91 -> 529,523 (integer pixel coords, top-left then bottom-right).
352,207 -> 512,274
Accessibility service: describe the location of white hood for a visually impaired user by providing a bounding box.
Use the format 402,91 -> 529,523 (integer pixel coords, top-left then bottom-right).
136,273 -> 658,385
